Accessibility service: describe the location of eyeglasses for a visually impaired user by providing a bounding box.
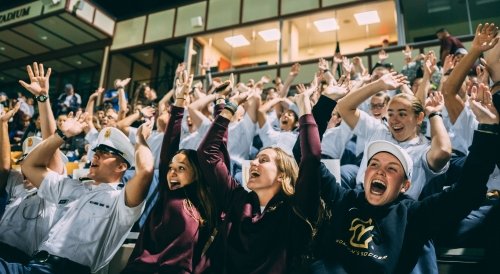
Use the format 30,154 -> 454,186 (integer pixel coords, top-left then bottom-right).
370,103 -> 386,109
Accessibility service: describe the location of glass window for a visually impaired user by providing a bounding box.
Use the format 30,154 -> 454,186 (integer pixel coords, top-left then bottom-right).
112,16 -> 147,50
281,0 -> 319,16
207,0 -> 240,30
145,9 -> 175,43
175,2 -> 207,37
242,0 -> 278,23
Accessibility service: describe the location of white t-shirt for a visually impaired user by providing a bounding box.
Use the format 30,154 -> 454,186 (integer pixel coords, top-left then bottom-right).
37,172 -> 144,272
258,119 -> 298,155
321,122 -> 353,159
354,111 -> 448,199
228,113 -> 257,167
0,170 -> 57,256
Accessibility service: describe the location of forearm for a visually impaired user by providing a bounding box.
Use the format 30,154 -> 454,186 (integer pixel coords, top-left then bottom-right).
125,143 -> 154,207
0,122 -> 10,172
443,48 -> 481,96
38,100 -> 56,138
279,74 -> 297,97
158,105 -> 184,179
427,116 -> 452,171
159,89 -> 174,113
117,112 -> 140,130
259,97 -> 281,113
85,97 -> 95,116
118,87 -> 127,114
415,75 -> 430,104
21,133 -> 65,188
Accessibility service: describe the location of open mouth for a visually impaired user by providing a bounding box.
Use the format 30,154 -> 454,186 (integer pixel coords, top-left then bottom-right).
169,181 -> 181,190
391,125 -> 403,133
370,179 -> 387,195
249,170 -> 260,179
90,163 -> 98,168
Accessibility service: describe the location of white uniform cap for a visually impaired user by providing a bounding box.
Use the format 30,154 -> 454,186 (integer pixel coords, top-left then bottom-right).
366,140 -> 413,180
92,127 -> 135,168
18,136 -> 69,164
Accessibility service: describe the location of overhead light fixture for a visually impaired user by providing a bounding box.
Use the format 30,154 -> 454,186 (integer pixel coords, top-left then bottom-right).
313,18 -> 339,32
0,47 -> 5,51
40,35 -> 48,40
75,60 -> 82,65
224,35 -> 250,48
258,29 -> 281,42
354,11 -> 380,25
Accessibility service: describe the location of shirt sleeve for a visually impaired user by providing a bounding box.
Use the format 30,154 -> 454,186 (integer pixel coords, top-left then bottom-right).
352,110 -> 385,139
258,119 -> 280,148
127,127 -> 138,145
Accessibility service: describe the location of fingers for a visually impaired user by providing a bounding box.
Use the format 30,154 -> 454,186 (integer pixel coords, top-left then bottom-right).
18,80 -> 29,89
26,64 -> 34,79
33,62 -> 39,77
45,67 -> 51,79
39,63 -> 45,77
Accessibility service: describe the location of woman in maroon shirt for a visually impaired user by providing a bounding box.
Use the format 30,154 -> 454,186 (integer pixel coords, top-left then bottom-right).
197,87 -> 322,273
122,74 -> 220,274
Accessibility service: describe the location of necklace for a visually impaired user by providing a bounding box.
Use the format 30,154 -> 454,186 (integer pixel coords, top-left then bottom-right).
183,198 -> 205,225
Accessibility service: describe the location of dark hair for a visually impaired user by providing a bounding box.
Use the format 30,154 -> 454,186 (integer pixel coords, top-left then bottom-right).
175,149 -> 216,230
435,28 -> 447,34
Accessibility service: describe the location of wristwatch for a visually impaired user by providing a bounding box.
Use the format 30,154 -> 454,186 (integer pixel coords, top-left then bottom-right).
36,94 -> 49,102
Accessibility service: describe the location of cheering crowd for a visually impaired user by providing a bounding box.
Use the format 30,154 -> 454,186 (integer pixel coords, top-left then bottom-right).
0,22 -> 499,274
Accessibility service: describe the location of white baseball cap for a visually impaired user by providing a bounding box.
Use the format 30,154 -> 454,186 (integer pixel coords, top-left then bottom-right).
17,136 -> 68,164
92,127 -> 134,168
366,140 -> 413,179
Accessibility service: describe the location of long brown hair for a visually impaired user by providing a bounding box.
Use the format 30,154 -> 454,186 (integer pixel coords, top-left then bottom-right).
175,149 -> 216,230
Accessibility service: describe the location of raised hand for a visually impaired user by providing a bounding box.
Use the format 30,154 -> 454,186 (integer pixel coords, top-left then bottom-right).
290,63 -> 301,76
115,78 -> 131,89
423,51 -> 437,77
90,87 -> 105,100
318,58 -> 329,71
323,75 -> 350,101
442,54 -> 455,74
402,45 -> 413,58
137,117 -> 154,145
333,53 -> 343,64
471,23 -> 499,53
60,112 -> 89,138
469,84 -> 499,124
231,90 -> 251,106
378,72 -> 408,90
342,57 -> 353,76
424,91 -> 445,116
139,106 -> 156,119
175,71 -> 193,99
378,50 -> 389,61
476,60 -> 490,85
0,102 -> 20,123
18,62 -> 51,96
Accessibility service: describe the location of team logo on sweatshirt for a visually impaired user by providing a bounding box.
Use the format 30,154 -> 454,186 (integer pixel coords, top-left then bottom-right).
349,218 -> 374,249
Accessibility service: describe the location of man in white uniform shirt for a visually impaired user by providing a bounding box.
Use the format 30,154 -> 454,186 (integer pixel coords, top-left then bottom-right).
0,113 -> 154,274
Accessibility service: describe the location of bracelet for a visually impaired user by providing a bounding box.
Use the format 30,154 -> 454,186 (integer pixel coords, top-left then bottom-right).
428,111 -> 443,119
478,123 -> 500,135
55,128 -> 69,142
224,99 -> 238,115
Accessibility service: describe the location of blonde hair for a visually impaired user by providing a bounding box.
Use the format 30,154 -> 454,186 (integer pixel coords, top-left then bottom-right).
263,147 -> 299,196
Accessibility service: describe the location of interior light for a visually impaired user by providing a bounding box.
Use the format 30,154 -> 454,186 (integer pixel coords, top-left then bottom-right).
258,28 -> 281,42
313,18 -> 339,32
354,11 -> 380,25
224,35 -> 250,48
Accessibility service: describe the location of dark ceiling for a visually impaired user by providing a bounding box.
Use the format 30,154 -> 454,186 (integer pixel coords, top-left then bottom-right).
0,0 -> 201,20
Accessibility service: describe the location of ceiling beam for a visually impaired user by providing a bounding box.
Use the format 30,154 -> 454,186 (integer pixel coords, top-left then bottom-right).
0,38 -> 112,71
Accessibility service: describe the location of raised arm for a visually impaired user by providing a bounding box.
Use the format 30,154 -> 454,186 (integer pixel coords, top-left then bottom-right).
116,106 -> 155,136
21,113 -> 89,188
278,63 -> 300,98
414,52 -> 437,104
158,73 -> 192,183
124,120 -> 154,207
293,82 -> 322,224
0,103 -> 20,191
337,72 -> 407,130
424,91 -> 452,171
116,78 -> 131,121
443,23 -> 499,123
196,93 -> 248,208
18,62 -> 64,173
85,87 -> 104,117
